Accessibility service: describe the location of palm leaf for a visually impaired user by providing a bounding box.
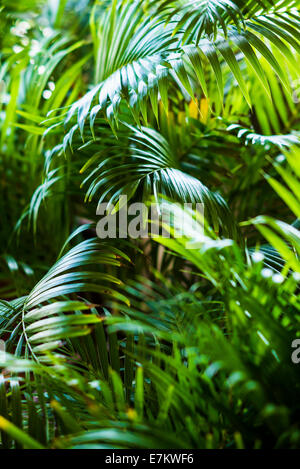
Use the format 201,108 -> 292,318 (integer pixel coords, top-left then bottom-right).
80,124 -> 237,237
0,236 -> 129,361
53,14 -> 300,132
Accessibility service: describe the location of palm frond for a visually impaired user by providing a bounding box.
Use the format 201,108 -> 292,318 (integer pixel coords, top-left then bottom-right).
152,0 -> 246,41
53,12 -> 300,132
79,124 -> 237,237
0,236 -> 129,360
228,124 -> 300,148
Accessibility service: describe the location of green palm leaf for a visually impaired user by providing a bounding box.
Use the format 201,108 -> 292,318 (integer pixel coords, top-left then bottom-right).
80,124 -> 237,237
0,236 -> 129,360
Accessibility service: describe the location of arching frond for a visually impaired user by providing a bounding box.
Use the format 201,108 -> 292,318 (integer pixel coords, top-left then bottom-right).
151,0 -> 300,43
0,237 -> 129,360
53,10 -> 300,133
246,146 -> 300,273
19,168 -> 64,235
152,0 -> 245,41
79,125 -> 237,237
227,124 -> 300,148
90,0 -> 177,83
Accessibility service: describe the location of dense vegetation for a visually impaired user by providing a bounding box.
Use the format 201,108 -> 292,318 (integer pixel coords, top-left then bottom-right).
0,0 -> 300,449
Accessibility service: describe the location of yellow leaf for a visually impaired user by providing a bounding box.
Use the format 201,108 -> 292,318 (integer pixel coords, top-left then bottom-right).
200,98 -> 209,123
188,99 -> 199,119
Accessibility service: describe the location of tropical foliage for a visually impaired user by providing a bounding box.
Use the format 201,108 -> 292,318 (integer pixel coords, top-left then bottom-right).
0,0 -> 300,449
